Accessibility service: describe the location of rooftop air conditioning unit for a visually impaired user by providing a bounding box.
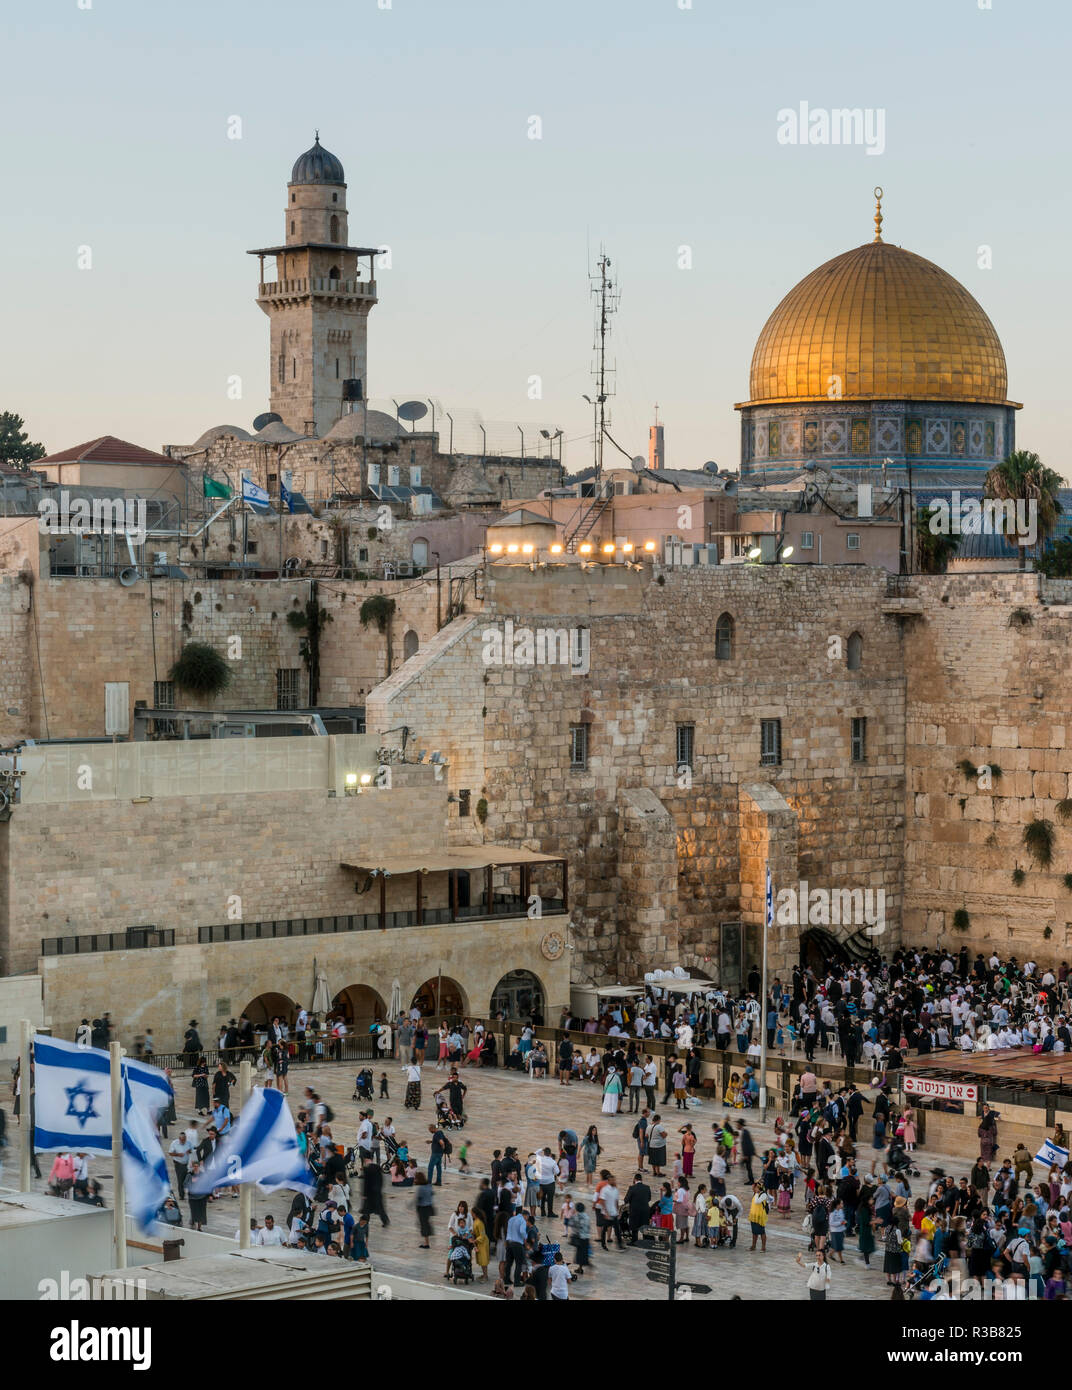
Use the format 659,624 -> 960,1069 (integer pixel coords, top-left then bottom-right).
394,561 -> 413,577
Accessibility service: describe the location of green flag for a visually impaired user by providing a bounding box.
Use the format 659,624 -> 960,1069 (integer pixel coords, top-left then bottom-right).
203,476 -> 232,499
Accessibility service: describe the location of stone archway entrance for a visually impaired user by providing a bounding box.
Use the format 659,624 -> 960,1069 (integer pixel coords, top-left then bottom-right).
799,928 -> 851,975
241,991 -> 296,1027
411,976 -> 466,1020
332,984 -> 387,1033
490,969 -> 546,1023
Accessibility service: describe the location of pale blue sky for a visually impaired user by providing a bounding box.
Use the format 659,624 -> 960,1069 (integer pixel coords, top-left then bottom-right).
3,0 -> 1068,478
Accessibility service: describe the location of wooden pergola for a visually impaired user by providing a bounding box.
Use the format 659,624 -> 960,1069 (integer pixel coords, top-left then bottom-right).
340,845 -> 568,930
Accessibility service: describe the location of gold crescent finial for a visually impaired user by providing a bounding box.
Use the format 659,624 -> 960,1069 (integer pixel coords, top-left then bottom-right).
873,185 -> 884,243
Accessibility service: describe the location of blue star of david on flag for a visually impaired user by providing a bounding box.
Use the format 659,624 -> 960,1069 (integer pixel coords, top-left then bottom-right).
64,1080 -> 101,1129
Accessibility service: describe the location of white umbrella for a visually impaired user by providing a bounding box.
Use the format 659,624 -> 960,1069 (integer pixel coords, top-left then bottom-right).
312,970 -> 331,1015
389,978 -> 402,1022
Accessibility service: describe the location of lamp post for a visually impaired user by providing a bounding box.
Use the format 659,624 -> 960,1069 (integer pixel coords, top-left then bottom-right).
479,424 -> 487,471
759,860 -> 772,1121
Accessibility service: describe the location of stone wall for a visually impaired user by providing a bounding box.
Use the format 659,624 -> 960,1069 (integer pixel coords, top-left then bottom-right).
39,912 -> 571,1047
367,561 -> 907,982
0,573 -> 450,741
0,771 -> 446,974
903,572 -> 1072,959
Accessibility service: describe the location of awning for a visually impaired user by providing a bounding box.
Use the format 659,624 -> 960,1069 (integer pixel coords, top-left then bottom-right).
340,845 -> 562,875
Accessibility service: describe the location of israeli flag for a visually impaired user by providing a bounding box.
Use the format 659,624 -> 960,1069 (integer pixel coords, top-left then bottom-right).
1035,1138 -> 1069,1168
122,1056 -> 173,1118
33,1035 -> 112,1154
241,473 -> 270,508
765,863 -> 774,931
122,1081 -> 171,1231
188,1087 -> 313,1197
280,470 -> 295,514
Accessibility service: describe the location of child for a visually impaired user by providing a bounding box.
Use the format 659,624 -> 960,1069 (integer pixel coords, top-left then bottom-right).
557,1150 -> 570,1193
706,1198 -> 723,1248
352,1213 -> 370,1263
379,1073 -> 389,1099
672,1153 -> 684,1182
777,1171 -> 793,1218
458,1139 -> 471,1175
560,1193 -> 576,1241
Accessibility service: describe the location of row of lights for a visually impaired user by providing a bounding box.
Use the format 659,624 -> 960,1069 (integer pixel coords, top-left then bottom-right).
488,540 -> 659,557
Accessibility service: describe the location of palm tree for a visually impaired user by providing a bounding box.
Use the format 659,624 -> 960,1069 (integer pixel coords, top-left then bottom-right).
984,450 -> 1063,570
916,505 -> 960,574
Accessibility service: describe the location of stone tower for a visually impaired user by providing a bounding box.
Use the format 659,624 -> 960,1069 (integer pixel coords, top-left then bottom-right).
248,135 -> 380,436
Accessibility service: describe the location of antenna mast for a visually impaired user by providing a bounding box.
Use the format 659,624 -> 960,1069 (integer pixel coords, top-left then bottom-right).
589,248 -> 619,486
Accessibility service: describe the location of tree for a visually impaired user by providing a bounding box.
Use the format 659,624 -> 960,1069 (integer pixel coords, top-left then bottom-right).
915,506 -> 960,574
286,582 -> 333,705
1036,536 -> 1072,578
984,450 -> 1063,570
0,412 -> 46,471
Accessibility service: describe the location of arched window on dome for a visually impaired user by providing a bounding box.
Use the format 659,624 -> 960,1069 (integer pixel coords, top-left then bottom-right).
847,631 -> 863,671
329,214 -> 339,243
715,612 -> 734,661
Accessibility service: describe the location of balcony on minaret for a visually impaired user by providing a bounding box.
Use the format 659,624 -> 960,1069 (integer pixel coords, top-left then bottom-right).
257,275 -> 378,304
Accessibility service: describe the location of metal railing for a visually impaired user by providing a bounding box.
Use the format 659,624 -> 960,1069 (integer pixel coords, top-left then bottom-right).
197,897 -> 564,945
42,928 -> 176,956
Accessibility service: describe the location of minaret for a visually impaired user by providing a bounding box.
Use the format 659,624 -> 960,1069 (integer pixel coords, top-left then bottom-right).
648,404 -> 664,470
247,135 -> 381,435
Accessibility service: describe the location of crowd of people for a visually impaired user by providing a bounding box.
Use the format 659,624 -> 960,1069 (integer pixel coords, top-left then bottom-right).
12,946 -> 1072,1300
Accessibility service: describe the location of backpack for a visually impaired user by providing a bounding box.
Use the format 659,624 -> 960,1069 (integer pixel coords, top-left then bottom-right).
442,1135 -> 453,1156
321,1104 -> 335,1124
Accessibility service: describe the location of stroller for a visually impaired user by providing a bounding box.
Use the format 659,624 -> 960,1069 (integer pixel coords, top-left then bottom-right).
378,1131 -> 404,1176
886,1139 -> 920,1182
447,1236 -> 474,1284
353,1069 -> 374,1102
905,1254 -> 948,1300
435,1095 -> 465,1130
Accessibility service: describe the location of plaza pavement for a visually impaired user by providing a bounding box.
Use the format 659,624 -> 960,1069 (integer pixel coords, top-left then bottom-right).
13,1055 -> 969,1300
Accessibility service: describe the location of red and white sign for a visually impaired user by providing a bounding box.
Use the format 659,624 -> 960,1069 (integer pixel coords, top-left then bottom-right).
902,1074 -> 978,1103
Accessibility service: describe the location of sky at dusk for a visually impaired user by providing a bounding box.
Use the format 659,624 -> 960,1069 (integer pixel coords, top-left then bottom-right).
3,0 -> 1069,479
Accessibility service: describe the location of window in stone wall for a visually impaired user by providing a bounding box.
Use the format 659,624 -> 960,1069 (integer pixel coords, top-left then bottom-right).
715,611 -> 734,660
851,716 -> 867,763
388,465 -> 400,487
676,723 -> 695,771
368,463 -> 381,487
247,541 -> 258,555
276,668 -> 302,710
411,466 -> 422,487
570,723 -> 589,770
760,718 -> 781,766
847,631 -> 863,670
801,531 -> 814,550
846,533 -> 861,551
458,788 -> 471,817
153,680 -> 176,737
330,215 -> 339,242
320,540 -> 329,559
358,547 -> 369,563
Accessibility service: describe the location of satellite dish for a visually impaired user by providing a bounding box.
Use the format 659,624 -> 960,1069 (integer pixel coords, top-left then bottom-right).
253,411 -> 283,431
118,567 -> 140,587
397,401 -> 428,424
630,455 -> 646,472
702,461 -> 719,475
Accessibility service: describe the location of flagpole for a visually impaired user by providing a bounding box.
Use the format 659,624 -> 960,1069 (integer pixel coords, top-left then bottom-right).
110,1041 -> 127,1269
19,1019 -> 32,1191
759,860 -> 770,1123
239,1059 -> 253,1250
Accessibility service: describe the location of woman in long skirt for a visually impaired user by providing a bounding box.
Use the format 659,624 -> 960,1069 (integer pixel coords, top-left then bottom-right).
404,1061 -> 422,1111
192,1056 -> 210,1116
601,1067 -> 623,1115
857,1193 -> 876,1267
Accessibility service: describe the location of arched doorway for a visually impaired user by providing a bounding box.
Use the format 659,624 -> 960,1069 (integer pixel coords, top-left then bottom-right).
490,970 -> 546,1023
403,629 -> 419,661
241,991 -> 296,1027
411,976 -> 467,1020
332,984 -> 387,1033
799,928 -> 850,975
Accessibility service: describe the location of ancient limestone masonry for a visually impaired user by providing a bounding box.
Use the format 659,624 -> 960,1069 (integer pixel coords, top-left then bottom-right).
367,561 -> 907,979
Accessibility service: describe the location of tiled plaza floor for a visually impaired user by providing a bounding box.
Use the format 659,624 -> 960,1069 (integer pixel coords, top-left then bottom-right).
16,1056 -> 972,1300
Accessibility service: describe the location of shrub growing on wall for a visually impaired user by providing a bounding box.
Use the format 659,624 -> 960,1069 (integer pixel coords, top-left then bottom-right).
168,642 -> 232,699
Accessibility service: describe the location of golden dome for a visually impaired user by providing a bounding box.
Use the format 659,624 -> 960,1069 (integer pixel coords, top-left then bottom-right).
746,239 -> 1010,407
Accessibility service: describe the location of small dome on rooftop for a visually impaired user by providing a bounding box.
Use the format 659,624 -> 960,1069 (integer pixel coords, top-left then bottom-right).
290,134 -> 345,186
